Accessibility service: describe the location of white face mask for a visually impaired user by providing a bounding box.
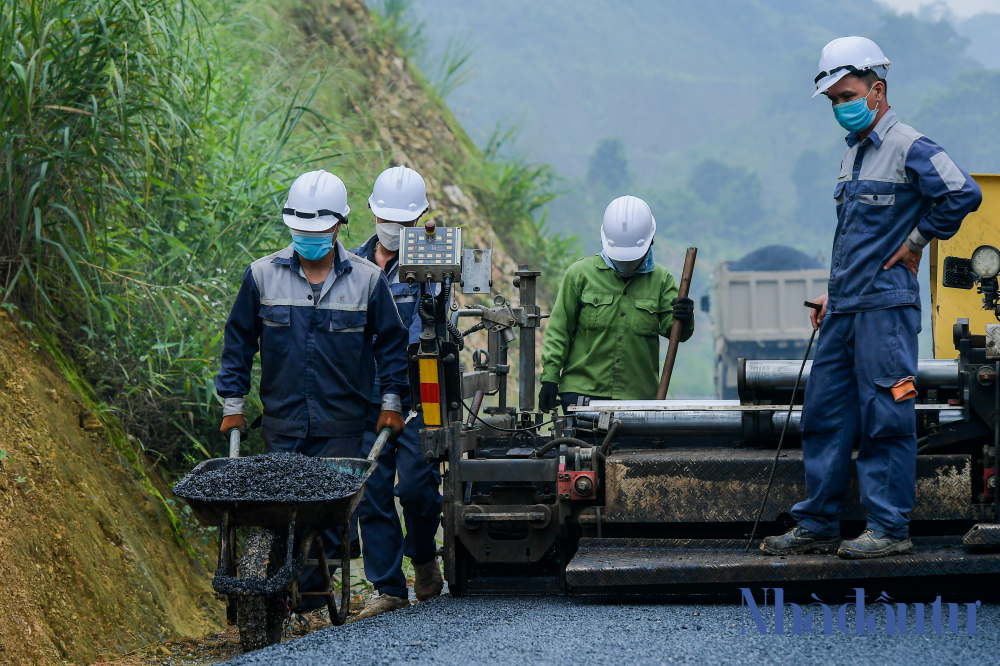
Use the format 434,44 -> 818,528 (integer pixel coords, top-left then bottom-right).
376,222 -> 404,251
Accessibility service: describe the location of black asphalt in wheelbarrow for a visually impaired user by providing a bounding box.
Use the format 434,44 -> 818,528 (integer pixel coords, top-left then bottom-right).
174,423 -> 404,652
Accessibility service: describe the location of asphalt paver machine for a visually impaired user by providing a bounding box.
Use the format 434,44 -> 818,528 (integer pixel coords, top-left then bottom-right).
404,211 -> 1000,600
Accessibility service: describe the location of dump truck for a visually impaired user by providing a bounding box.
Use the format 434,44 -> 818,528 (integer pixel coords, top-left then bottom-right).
710,246 -> 828,399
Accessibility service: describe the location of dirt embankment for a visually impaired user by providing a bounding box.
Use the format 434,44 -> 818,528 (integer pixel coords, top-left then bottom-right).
294,0 -> 521,286
0,313 -> 222,665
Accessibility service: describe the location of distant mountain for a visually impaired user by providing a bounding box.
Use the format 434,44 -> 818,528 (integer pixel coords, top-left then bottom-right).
410,1 -> 999,256
412,0 -> 882,178
404,0 -> 1000,394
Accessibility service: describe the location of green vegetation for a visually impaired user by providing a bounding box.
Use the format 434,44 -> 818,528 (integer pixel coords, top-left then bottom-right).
466,127 -> 579,297
2,0 -> 342,470
1,0 -> 573,472
369,0 -> 427,57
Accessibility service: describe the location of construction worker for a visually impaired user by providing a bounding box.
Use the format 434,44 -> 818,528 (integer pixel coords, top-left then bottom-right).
539,195 -> 694,412
351,166 -> 444,619
762,37 -> 982,559
216,169 -> 409,608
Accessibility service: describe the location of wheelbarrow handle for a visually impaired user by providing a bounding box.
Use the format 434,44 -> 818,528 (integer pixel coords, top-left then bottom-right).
228,428 -> 241,458
367,410 -> 418,463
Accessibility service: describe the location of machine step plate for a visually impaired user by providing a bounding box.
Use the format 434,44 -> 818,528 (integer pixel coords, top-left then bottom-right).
566,538 -> 1000,595
604,450 -> 973,523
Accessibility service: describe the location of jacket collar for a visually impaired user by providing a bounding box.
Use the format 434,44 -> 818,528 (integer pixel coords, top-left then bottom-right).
352,234 -> 401,283
271,240 -> 352,277
846,108 -> 897,149
353,234 -> 379,261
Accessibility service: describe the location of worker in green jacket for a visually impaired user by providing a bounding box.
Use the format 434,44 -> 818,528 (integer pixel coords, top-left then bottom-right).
539,195 -> 694,412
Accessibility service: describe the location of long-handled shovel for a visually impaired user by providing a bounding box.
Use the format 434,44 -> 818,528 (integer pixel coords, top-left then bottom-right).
656,247 -> 698,400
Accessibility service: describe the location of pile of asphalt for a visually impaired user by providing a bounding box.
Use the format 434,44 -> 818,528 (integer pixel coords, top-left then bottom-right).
173,452 -> 363,502
728,244 -> 824,271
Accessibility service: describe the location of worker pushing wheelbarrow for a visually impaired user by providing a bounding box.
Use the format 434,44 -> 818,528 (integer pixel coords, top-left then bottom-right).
180,169 -> 417,649
175,417 -> 413,650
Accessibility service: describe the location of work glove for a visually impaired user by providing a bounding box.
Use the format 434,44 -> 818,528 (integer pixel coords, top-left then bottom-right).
376,409 -> 406,441
538,381 -> 560,413
220,414 -> 248,441
220,414 -> 246,434
671,297 -> 694,325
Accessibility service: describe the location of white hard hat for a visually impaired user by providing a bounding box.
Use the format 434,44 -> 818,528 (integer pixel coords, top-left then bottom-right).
812,36 -> 891,98
368,166 -> 429,223
601,196 -> 656,262
282,170 -> 350,232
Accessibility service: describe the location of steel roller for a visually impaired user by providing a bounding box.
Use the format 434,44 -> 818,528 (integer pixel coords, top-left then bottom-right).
739,358 -> 959,395
574,409 -> 802,440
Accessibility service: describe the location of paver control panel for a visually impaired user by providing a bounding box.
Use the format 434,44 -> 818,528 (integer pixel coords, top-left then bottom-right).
399,222 -> 463,283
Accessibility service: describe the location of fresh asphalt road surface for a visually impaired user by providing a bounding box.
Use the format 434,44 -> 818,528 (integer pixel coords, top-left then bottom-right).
226,593 -> 999,666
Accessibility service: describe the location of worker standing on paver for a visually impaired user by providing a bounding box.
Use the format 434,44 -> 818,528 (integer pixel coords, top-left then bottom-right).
762,37 -> 982,559
539,195 -> 695,412
216,169 -> 409,608
351,166 -> 445,619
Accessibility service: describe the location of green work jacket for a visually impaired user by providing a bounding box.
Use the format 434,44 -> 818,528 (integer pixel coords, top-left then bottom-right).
540,255 -> 694,400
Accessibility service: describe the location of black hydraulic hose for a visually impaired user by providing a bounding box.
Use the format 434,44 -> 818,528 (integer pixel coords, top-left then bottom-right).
446,318 -> 465,350
418,292 -> 435,326
744,308 -> 819,553
440,276 -> 455,321
599,420 -> 621,456
433,278 -> 463,349
531,437 -> 593,458
462,321 -> 486,337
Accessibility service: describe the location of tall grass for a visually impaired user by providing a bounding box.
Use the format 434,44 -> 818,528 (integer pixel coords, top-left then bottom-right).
1,0 -> 577,473
367,0 -> 425,58
427,32 -> 476,101
468,127 -> 581,297
1,0 -> 351,467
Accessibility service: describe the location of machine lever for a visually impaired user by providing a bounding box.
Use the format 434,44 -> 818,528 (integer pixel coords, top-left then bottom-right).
464,512 -> 547,523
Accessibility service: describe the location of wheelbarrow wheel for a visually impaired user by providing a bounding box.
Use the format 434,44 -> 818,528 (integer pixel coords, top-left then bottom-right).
237,529 -> 286,651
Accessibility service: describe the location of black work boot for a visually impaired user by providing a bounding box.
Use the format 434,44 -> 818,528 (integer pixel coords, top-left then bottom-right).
760,526 -> 842,555
837,529 -> 912,559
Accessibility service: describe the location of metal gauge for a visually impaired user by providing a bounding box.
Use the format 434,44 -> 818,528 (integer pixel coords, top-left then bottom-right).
971,244 -> 1000,279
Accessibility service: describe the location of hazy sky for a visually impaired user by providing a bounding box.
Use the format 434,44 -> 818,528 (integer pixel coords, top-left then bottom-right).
880,0 -> 1000,17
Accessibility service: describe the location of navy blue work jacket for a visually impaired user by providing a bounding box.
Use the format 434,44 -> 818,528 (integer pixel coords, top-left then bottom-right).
828,109 -> 982,314
351,234 -> 427,405
215,241 -> 409,438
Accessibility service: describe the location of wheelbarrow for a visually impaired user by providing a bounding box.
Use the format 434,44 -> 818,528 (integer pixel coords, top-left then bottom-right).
176,413 -> 415,651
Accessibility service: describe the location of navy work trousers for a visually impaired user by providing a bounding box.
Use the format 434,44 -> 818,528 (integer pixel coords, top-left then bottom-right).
791,306 -> 920,538
262,429 -> 361,610
358,409 -> 442,598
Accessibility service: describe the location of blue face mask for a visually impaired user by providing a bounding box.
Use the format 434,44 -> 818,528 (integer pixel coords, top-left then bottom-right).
291,231 -> 335,260
832,85 -> 877,132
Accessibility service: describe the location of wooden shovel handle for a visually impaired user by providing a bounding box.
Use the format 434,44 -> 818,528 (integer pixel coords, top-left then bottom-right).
656,247 -> 697,400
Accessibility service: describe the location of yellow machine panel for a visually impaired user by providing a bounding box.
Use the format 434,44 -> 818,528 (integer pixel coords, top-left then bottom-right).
929,173 -> 1000,358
